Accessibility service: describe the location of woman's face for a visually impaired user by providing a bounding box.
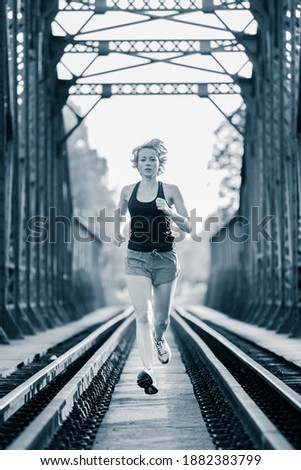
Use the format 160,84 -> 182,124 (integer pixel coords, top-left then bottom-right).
137,148 -> 160,177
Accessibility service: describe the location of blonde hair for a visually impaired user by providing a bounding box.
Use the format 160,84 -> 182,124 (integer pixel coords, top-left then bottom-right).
131,138 -> 167,175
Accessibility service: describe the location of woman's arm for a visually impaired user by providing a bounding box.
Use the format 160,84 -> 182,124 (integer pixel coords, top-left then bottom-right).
156,185 -> 192,234
114,186 -> 129,246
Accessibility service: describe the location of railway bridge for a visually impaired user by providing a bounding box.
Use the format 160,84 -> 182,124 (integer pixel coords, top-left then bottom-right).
0,0 -> 300,453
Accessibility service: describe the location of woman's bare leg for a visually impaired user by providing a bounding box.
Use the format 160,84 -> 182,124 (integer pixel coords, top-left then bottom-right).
125,275 -> 154,370
153,279 -> 177,341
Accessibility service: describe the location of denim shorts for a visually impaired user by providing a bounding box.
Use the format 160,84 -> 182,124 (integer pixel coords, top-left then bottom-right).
125,248 -> 181,286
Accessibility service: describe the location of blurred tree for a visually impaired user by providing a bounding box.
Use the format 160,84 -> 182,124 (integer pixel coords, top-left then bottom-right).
63,105 -> 115,217
208,119 -> 244,223
63,104 -> 128,306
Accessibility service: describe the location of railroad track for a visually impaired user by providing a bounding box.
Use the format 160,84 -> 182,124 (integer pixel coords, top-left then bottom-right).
0,308 -> 135,449
173,306 -> 301,450
0,305 -> 300,450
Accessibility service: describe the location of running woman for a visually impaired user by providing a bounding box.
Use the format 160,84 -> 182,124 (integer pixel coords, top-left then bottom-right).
114,138 -> 191,394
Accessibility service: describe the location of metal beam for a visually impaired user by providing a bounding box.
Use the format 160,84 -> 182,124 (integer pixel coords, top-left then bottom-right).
64,38 -> 246,54
60,0 -> 249,12
68,81 -> 241,96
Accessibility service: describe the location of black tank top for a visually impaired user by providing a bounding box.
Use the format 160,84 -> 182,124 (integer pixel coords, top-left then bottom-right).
127,181 -> 175,252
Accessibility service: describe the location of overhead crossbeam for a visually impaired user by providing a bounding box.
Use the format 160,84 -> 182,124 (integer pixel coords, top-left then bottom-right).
61,0 -> 250,12
60,37 -> 250,79
63,79 -> 244,139
65,39 -> 246,54
68,82 -> 241,96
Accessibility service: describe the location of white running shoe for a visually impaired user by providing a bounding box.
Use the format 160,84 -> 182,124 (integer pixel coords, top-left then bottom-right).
153,336 -> 171,364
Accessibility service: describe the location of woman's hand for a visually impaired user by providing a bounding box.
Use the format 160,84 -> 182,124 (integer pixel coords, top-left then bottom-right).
155,197 -> 173,216
114,234 -> 126,247
156,187 -> 191,233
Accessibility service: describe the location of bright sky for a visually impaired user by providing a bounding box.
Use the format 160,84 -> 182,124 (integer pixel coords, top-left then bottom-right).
54,4 -> 256,221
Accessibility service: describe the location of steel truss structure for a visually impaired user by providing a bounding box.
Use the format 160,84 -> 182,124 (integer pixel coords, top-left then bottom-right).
206,0 -> 301,337
1,0 -> 300,341
53,0 -> 254,137
0,1 -> 105,343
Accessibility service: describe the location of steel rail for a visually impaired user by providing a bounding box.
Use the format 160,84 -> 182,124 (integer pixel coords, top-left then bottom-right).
172,309 -> 294,450
8,314 -> 135,450
0,307 -> 133,424
175,305 -> 301,413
